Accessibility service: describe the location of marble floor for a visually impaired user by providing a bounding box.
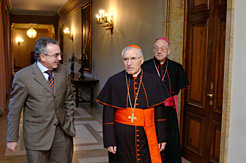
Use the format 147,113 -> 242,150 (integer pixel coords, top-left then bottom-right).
0,103 -> 190,163
0,103 -> 108,163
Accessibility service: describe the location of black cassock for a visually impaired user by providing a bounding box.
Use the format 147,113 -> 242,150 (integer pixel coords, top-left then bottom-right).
97,70 -> 170,163
142,58 -> 189,163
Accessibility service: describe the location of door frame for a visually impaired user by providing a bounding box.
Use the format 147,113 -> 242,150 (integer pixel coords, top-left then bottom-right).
217,0 -> 235,162
162,0 -> 235,162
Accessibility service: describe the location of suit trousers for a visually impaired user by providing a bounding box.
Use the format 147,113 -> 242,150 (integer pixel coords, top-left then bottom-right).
26,124 -> 74,163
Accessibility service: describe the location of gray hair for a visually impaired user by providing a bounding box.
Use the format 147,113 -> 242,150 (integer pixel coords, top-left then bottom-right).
121,46 -> 143,58
34,37 -> 59,61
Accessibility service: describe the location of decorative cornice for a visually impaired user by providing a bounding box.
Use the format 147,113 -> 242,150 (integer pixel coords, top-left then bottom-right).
58,0 -> 88,18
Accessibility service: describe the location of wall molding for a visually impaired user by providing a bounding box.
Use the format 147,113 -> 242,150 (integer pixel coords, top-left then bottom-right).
163,0 -> 170,38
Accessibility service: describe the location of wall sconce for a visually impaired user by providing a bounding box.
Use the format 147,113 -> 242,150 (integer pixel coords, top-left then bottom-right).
63,27 -> 73,41
96,10 -> 114,34
16,38 -> 24,46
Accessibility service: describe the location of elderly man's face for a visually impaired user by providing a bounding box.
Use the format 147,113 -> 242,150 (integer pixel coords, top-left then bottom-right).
123,48 -> 144,75
40,43 -> 62,69
153,39 -> 171,62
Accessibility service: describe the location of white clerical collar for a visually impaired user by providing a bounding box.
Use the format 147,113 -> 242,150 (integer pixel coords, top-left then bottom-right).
133,69 -> 142,78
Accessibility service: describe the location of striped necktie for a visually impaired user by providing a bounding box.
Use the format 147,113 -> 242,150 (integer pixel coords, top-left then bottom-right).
45,70 -> 59,125
45,70 -> 54,93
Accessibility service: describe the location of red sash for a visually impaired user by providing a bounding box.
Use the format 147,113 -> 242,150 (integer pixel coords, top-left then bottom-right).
115,107 -> 162,163
164,96 -> 175,106
164,95 -> 179,123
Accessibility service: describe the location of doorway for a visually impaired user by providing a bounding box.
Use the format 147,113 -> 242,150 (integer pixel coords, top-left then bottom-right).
182,0 -> 227,162
11,23 -> 55,71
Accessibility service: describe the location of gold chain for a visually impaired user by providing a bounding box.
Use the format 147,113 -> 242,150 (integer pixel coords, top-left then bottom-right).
125,71 -> 143,109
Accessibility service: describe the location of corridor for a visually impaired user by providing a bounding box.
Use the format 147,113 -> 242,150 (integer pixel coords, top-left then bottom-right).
0,104 -> 108,163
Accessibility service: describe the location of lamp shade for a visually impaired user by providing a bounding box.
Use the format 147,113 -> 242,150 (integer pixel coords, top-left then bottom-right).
26,27 -> 37,38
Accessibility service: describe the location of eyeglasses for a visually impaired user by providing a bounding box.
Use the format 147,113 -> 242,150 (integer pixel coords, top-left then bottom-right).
44,52 -> 62,58
123,57 -> 142,63
153,46 -> 169,53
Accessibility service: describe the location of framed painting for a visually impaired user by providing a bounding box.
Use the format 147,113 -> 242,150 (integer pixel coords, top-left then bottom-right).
81,0 -> 92,73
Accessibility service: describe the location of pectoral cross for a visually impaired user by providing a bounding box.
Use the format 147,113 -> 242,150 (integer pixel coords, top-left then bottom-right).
128,113 -> 137,123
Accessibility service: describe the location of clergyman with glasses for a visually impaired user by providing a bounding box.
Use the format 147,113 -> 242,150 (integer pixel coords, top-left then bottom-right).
142,38 -> 189,162
97,44 -> 170,163
7,37 -> 76,163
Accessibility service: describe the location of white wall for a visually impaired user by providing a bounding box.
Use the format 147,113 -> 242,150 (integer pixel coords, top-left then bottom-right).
228,0 -> 246,162
60,0 -> 164,97
60,6 -> 84,74
92,0 -> 163,95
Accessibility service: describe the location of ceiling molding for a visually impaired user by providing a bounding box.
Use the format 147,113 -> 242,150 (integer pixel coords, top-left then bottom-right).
58,0 -> 88,18
11,9 -> 57,16
10,0 -> 69,16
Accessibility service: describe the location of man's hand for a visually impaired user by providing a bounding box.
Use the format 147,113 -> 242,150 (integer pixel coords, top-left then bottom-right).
107,146 -> 117,154
158,142 -> 166,152
7,142 -> 18,153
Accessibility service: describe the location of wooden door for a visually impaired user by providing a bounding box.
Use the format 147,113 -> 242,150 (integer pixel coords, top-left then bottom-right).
182,0 -> 226,162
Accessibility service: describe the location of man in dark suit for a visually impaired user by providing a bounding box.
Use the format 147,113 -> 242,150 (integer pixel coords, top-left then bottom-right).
7,37 -> 76,163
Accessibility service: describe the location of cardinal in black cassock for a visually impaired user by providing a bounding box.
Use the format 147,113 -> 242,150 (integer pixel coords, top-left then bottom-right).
97,45 -> 171,163
142,38 -> 189,163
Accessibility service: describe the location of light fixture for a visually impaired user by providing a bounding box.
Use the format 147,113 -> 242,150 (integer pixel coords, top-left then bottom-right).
96,10 -> 114,34
63,27 -> 73,41
26,26 -> 37,39
16,38 -> 24,46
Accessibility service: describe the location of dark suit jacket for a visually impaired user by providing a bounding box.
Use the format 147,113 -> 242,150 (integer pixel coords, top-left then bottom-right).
7,62 -> 76,150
